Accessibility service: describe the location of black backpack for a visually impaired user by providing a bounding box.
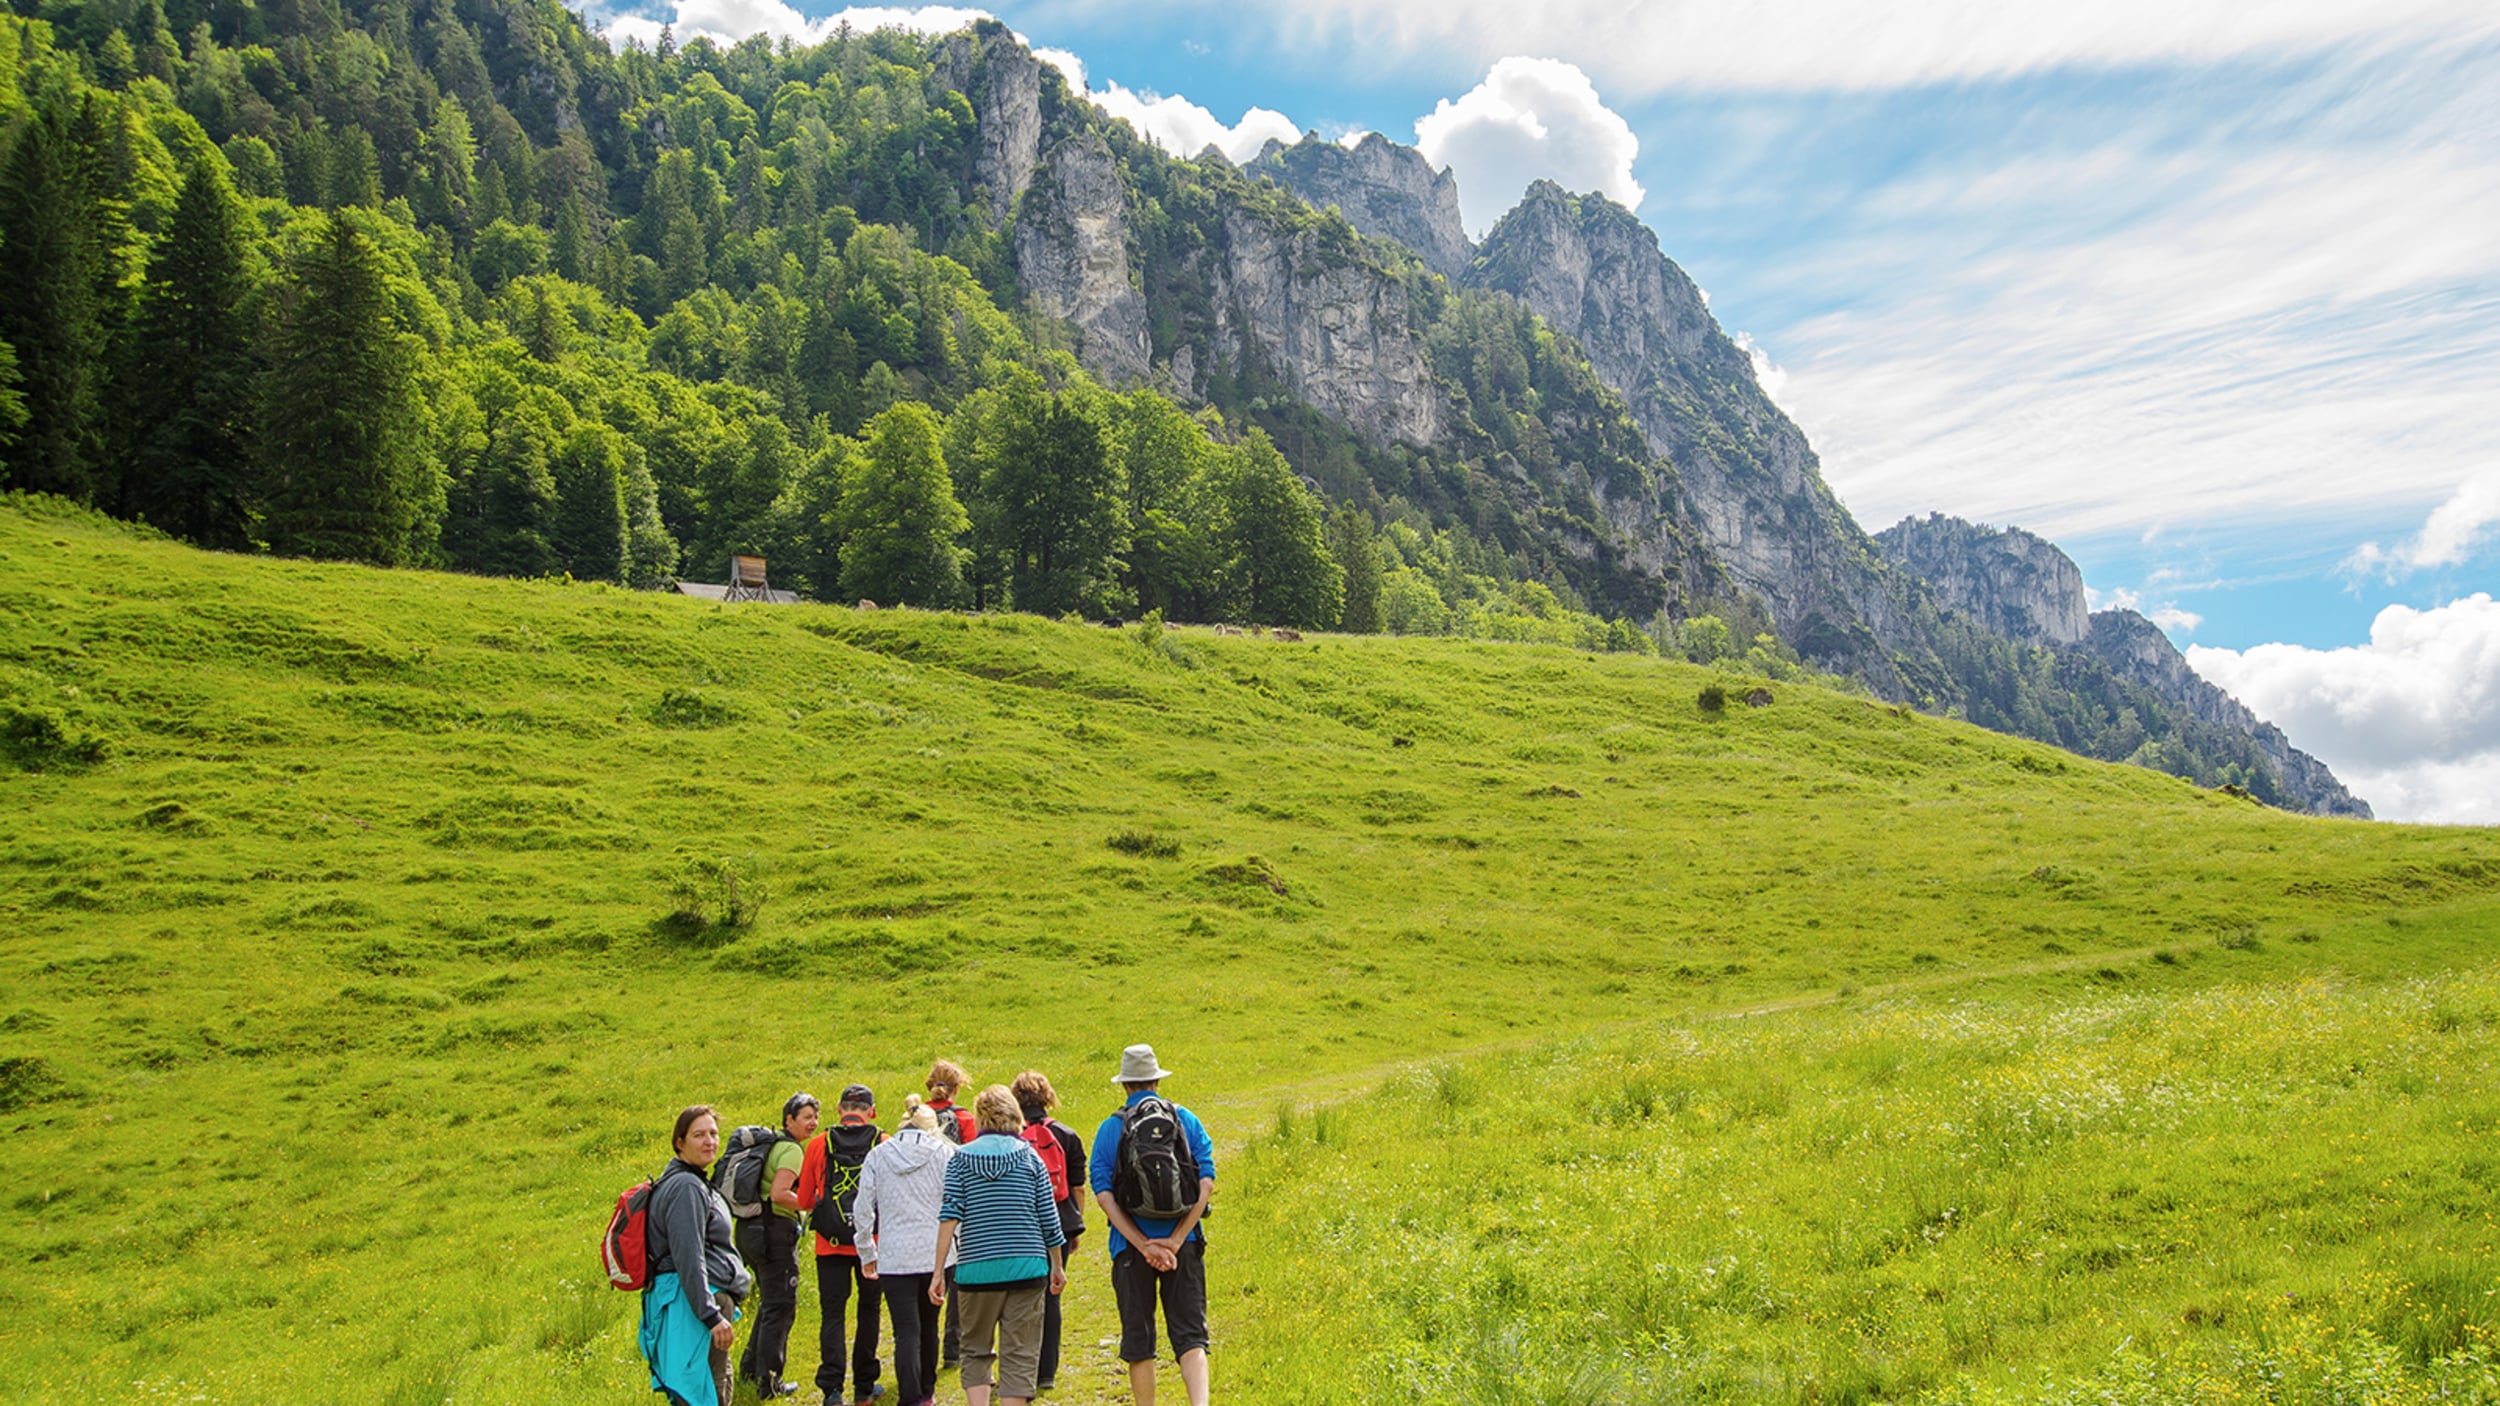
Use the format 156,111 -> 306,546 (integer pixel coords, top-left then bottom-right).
712,1125 -> 786,1220
811,1124 -> 880,1245
1111,1097 -> 1199,1220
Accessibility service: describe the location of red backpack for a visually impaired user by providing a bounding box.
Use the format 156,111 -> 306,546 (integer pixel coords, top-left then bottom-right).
1019,1120 -> 1070,1203
602,1167 -> 690,1290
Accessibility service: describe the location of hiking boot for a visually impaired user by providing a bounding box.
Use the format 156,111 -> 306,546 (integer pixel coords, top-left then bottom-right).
851,1386 -> 884,1406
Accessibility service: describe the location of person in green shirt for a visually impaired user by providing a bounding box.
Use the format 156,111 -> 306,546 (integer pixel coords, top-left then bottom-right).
737,1092 -> 819,1399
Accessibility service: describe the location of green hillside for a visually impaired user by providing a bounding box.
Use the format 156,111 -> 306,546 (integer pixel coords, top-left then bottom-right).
3,494 -> 2497,1403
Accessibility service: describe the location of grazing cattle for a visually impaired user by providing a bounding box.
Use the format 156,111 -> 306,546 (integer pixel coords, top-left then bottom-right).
1102,618 -> 1125,628
857,599 -> 879,611
1213,624 -> 1241,636
1272,628 -> 1303,642
1745,688 -> 1774,707
1164,620 -> 1181,630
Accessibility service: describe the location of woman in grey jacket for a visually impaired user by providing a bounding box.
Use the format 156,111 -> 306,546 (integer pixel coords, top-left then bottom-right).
855,1096 -> 957,1406
643,1105 -> 754,1406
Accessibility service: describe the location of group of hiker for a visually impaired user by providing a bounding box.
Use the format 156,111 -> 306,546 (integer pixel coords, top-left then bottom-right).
611,1044 -> 1216,1406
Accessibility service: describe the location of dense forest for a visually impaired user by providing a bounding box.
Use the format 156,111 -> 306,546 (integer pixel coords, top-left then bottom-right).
0,0 -> 1682,647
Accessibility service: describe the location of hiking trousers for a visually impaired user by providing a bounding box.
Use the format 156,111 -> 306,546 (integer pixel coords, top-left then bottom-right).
958,1284 -> 1047,1402
733,1214 -> 801,1388
879,1272 -> 939,1406
815,1252 -> 882,1402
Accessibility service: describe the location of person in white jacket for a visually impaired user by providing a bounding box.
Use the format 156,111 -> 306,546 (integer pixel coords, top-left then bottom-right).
856,1095 -> 958,1406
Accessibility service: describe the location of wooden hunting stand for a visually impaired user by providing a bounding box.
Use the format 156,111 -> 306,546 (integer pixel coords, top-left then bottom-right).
673,552 -> 797,604
722,554 -> 772,603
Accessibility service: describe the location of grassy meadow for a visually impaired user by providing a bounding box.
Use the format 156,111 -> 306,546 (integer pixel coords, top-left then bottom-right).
3,492 -> 2498,1403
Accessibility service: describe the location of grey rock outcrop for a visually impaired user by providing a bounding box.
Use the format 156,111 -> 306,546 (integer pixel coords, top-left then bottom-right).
934,24 -> 1042,224
2085,610 -> 2372,818
1874,514 -> 2089,647
1466,181 -> 1912,680
1248,133 -> 1474,280
1180,209 -> 1445,446
1012,132 -> 1152,385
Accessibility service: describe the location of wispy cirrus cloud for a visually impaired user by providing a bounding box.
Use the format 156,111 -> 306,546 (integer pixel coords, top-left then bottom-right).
1239,0 -> 2500,93
1742,40 -> 2500,544
2344,476 -> 2500,582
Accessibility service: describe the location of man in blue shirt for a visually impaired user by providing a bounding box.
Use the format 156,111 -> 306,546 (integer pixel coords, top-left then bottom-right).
1090,1044 -> 1216,1406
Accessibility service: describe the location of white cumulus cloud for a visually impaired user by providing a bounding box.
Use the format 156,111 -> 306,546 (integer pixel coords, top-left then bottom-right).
2187,593 -> 2500,823
2345,476 -> 2500,581
598,2 -> 986,50
1086,84 -> 1300,164
1414,57 -> 1644,236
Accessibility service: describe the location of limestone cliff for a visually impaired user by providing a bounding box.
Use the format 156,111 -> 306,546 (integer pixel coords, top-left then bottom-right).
2084,611 -> 2373,818
1466,181 -> 1913,682
1874,514 -> 2089,647
1248,133 -> 1474,280
1012,131 -> 1152,386
1180,207 -> 1445,446
933,23 -> 1042,224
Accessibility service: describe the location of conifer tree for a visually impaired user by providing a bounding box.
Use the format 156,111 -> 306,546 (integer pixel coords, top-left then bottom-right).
123,159 -> 262,547
621,449 -> 681,589
550,194 -> 589,281
1330,503 -> 1385,634
257,213 -> 430,565
413,97 -> 477,238
0,104 -> 111,500
0,339 -> 27,453
839,401 -> 968,608
463,392 -> 561,576
551,421 -> 628,581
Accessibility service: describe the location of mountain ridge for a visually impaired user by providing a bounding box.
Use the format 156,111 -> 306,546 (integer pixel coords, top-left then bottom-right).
0,5 -> 2368,815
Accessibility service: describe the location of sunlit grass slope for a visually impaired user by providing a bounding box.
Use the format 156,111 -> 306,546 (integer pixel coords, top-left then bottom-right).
2,492 -> 2496,1402
1228,920 -> 2500,1404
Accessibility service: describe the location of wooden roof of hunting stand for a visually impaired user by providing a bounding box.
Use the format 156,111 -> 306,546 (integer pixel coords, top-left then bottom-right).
673,553 -> 798,605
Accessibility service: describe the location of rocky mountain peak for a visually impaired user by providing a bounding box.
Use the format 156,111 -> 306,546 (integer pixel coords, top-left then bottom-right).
1248,132 -> 1473,280
934,23 -> 1043,223
1467,182 -> 1909,682
2084,611 -> 2372,818
1873,514 -> 2090,647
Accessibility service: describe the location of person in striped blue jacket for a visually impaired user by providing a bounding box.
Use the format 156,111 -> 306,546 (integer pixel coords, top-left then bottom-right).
930,1085 -> 1067,1406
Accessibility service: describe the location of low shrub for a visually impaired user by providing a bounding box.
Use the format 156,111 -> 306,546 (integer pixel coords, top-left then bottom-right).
1108,829 -> 1181,858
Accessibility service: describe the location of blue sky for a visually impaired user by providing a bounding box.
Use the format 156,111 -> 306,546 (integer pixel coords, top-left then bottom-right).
598,0 -> 2500,820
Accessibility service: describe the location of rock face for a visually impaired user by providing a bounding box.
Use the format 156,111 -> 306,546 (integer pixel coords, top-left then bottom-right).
1466,181 -> 1911,680
1181,208 -> 1446,446
2082,611 -> 2372,818
1248,133 -> 1473,280
933,24 -> 1042,224
1012,132 -> 1152,386
1874,514 -> 2089,647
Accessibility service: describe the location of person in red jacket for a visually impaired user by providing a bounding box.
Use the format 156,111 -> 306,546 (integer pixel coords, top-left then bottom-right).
795,1084 -> 887,1405
1011,1070 -> 1087,1396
